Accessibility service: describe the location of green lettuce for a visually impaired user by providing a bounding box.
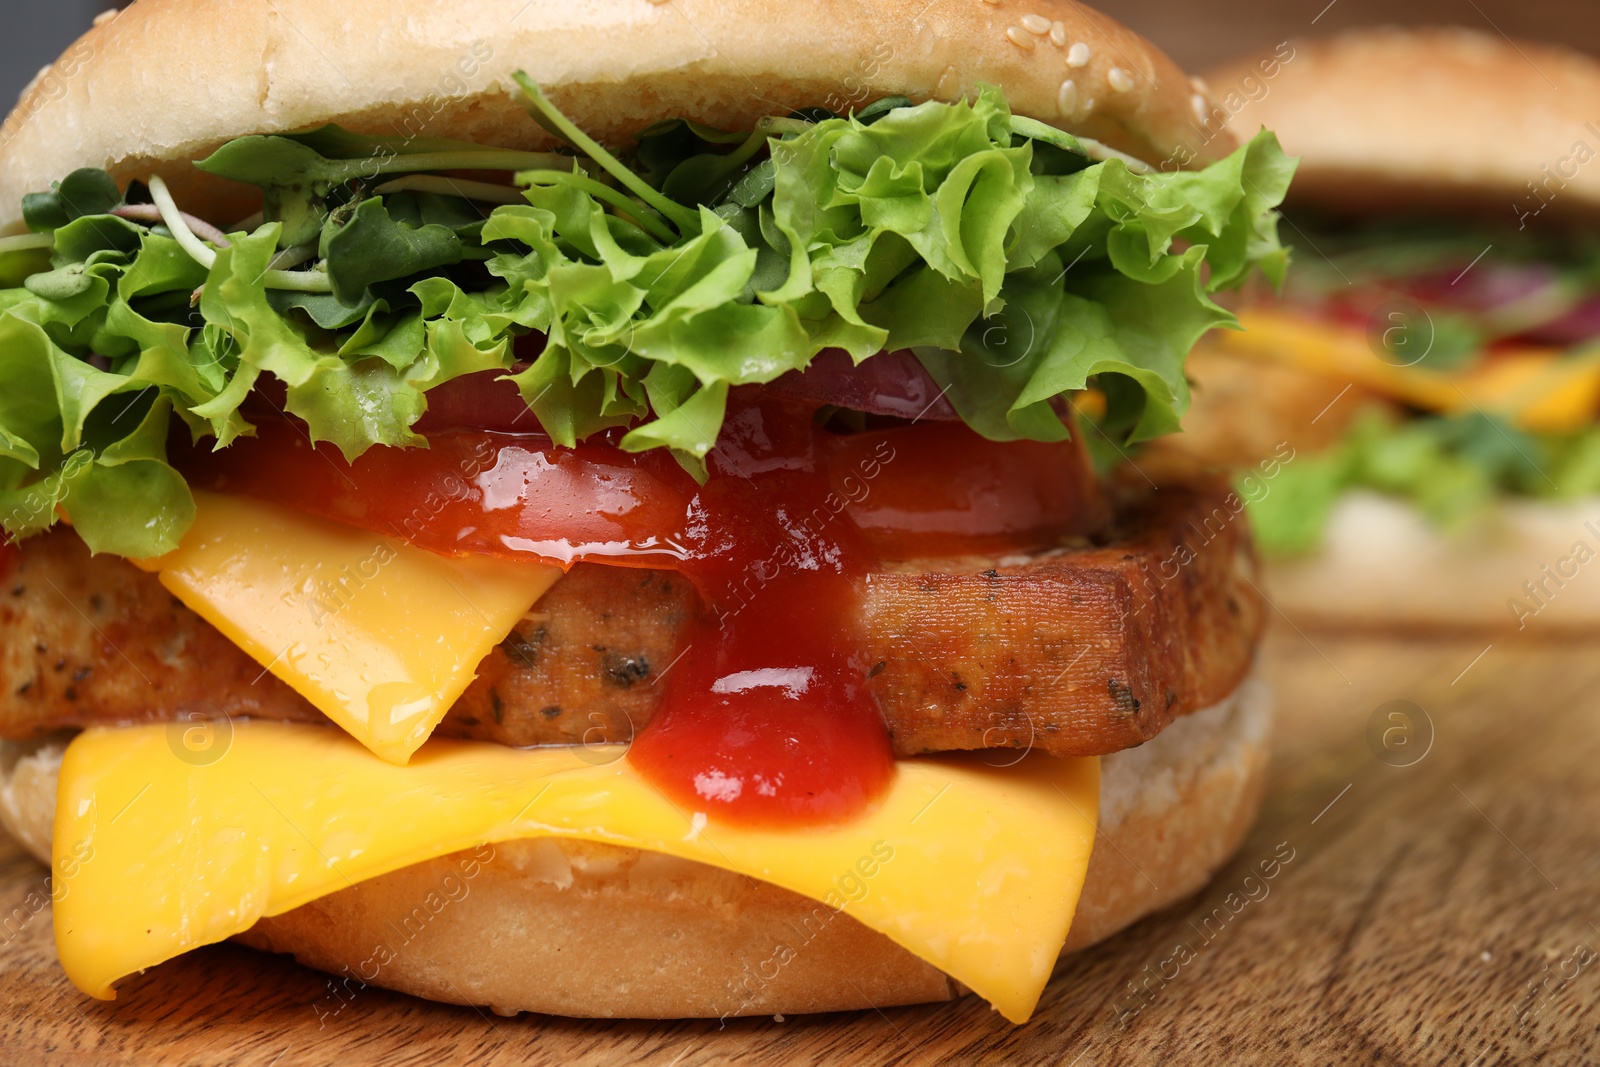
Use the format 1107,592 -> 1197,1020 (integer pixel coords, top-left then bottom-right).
0,81 -> 1293,557
1249,407 -> 1600,556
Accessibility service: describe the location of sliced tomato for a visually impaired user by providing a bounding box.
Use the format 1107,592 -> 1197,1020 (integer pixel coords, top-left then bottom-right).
819,420 -> 1107,558
189,424 -> 701,569
184,388 -> 1103,578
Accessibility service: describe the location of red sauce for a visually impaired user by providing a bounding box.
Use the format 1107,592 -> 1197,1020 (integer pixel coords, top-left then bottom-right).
626,404 -> 894,826
181,385 -> 1104,827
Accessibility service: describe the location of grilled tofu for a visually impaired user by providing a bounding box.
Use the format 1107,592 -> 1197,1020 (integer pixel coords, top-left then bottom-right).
0,482 -> 1261,757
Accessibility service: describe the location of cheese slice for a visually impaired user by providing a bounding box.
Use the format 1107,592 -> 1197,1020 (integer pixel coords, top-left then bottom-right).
135,492 -> 560,765
1219,310 -> 1461,411
1456,348 -> 1600,433
53,722 -> 1099,1023
1220,309 -> 1600,433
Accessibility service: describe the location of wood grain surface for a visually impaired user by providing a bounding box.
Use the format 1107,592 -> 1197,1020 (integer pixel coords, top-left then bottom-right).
1,621 -> 1596,1064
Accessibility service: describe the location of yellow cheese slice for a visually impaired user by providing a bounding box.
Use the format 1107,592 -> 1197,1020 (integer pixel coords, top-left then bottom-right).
134,492 -> 560,765
1456,348 -> 1600,433
1218,310 -> 1462,412
53,723 -> 1099,1023
1219,309 -> 1600,433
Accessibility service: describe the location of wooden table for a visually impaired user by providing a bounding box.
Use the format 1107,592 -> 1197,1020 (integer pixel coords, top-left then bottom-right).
2,622 -> 1596,1065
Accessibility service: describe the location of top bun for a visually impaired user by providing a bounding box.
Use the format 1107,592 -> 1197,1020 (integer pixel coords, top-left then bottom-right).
1207,28 -> 1600,219
0,0 -> 1232,232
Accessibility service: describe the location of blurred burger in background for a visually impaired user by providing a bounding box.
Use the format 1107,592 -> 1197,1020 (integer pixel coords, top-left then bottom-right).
1166,28 -> 1600,629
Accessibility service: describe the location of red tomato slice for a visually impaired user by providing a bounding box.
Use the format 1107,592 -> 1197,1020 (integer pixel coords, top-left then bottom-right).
191,426 -> 702,569
189,388 -> 1103,572
819,420 -> 1107,559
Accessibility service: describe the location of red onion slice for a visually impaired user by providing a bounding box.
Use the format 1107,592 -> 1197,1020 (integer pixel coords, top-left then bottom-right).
1516,297 -> 1600,348
764,349 -> 958,421
414,369 -> 541,435
247,345 -> 962,440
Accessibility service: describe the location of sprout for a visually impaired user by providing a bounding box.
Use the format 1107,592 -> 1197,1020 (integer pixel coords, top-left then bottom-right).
372,175 -> 527,205
112,203 -> 233,247
150,174 -> 334,293
513,72 -> 701,236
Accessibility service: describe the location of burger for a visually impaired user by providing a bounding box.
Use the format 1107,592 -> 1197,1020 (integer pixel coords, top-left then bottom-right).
1170,28 -> 1600,629
0,0 -> 1290,1023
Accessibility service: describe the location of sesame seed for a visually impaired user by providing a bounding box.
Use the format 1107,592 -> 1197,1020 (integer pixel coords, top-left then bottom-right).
93,8 -> 118,26
1005,26 -> 1037,50
1021,13 -> 1051,34
1066,42 -> 1091,68
1108,67 -> 1135,92
1057,79 -> 1079,118
1189,76 -> 1210,95
1080,95 -> 1096,116
1049,21 -> 1068,46
1191,93 -> 1211,122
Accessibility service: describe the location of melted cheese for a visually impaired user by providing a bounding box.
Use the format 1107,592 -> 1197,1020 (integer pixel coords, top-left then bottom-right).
1219,309 -> 1600,432
53,723 -> 1098,1023
135,492 -> 560,765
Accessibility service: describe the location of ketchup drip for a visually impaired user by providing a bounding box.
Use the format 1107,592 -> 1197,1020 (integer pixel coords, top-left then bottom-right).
622,399 -> 894,827
181,382 -> 1105,827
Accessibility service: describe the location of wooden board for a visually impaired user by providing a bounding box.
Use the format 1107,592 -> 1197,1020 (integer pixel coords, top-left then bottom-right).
1,621 -> 1597,1065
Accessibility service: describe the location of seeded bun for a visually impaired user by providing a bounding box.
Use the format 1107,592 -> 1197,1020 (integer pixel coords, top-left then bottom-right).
1,673 -> 1269,1017
0,0 -> 1234,235
1208,27 -> 1600,217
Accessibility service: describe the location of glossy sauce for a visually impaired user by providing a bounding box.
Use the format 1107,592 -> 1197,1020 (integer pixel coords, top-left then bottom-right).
184,384 -> 1105,827
627,402 -> 894,826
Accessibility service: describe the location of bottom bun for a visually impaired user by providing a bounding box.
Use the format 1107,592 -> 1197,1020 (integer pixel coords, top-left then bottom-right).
239,673 -> 1270,1018
1264,491 -> 1600,630
0,733 -> 68,865
0,672 -> 1269,1018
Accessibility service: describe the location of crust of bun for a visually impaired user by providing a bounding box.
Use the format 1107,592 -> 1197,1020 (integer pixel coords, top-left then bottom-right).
1261,492 -> 1600,630
1207,28 -> 1600,216
0,735 -> 65,865
0,0 -> 1233,233
233,672 -> 1270,1018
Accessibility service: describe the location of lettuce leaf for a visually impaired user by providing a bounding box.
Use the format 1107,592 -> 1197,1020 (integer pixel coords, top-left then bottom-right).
0,84 -> 1293,557
1249,407 -> 1600,556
